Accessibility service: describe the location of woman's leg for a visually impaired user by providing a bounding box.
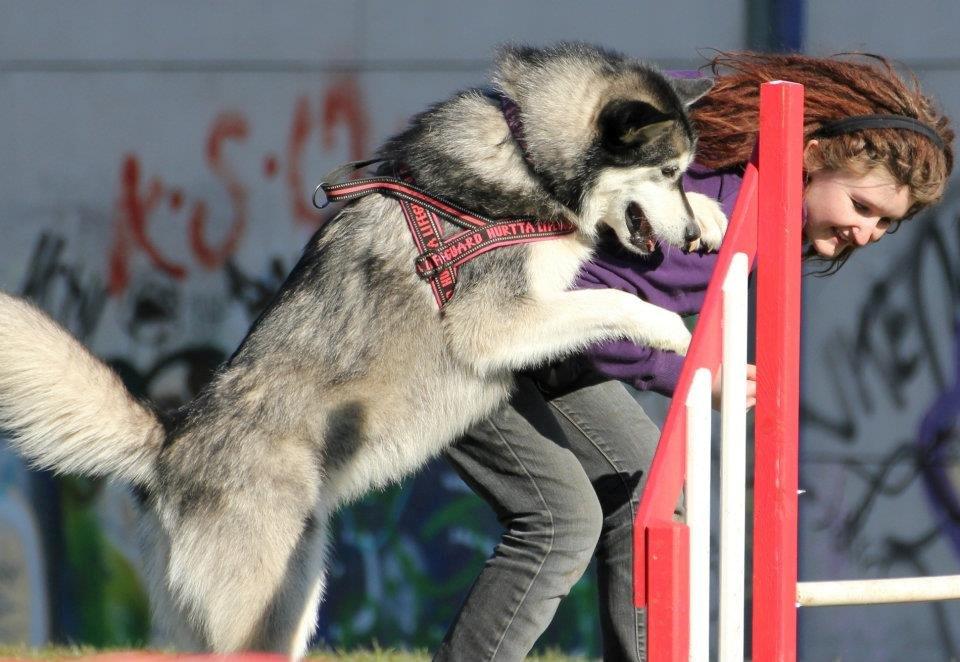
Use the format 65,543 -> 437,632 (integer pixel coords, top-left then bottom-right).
436,376 -> 603,662
547,380 -> 665,662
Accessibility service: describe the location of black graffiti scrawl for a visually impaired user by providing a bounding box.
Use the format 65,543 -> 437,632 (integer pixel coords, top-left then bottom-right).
20,232 -> 108,341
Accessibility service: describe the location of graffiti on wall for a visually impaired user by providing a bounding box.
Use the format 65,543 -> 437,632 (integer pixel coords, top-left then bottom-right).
107,76 -> 369,297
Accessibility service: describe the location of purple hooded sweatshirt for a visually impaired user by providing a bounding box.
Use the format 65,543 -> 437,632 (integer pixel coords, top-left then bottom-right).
574,163 -> 743,395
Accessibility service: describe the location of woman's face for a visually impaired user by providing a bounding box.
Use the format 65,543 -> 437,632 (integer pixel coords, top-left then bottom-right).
802,153 -> 913,259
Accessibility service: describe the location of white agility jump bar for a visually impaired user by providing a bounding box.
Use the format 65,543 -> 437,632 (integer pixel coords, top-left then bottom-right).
797,575 -> 960,607
719,252 -> 748,661
685,368 -> 712,662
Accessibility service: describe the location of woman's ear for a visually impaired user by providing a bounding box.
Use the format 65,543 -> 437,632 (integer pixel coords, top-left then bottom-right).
802,139 -> 821,173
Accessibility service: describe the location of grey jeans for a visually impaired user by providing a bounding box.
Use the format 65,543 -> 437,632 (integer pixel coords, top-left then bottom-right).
435,376 -> 664,662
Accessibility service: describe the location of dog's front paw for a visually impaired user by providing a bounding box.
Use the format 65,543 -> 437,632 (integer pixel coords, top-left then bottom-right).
656,311 -> 692,356
687,192 -> 728,251
640,308 -> 692,356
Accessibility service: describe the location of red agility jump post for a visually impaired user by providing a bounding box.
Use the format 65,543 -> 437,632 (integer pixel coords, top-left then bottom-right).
633,81 -> 803,662
752,81 -> 804,662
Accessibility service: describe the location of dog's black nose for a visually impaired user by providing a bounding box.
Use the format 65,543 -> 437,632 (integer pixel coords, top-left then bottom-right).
685,226 -> 701,243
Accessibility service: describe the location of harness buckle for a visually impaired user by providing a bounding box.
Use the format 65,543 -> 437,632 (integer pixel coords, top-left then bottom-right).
414,252 -> 444,279
312,184 -> 330,209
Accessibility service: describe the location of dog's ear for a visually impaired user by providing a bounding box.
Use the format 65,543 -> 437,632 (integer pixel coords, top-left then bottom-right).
599,99 -> 676,150
493,43 -> 543,95
672,77 -> 714,107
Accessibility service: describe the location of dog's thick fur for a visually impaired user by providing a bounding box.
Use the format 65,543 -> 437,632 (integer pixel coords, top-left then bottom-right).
0,44 -> 726,658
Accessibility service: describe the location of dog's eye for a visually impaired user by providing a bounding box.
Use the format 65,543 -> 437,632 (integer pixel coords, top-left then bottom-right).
660,166 -> 679,178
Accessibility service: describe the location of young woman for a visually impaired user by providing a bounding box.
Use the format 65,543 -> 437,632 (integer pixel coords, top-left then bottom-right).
435,52 -> 954,662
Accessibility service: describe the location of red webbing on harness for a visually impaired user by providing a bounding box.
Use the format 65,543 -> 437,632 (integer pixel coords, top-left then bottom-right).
317,176 -> 576,309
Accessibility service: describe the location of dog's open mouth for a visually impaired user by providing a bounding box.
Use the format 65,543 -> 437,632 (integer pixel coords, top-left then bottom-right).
626,202 -> 657,253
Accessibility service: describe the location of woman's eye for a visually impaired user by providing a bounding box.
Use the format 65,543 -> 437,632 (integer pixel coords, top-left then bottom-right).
852,199 -> 869,213
661,166 -> 678,178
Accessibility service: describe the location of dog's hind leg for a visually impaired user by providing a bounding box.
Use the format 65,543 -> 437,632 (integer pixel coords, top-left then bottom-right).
165,486 -> 320,656
138,509 -> 206,650
255,508 -> 332,658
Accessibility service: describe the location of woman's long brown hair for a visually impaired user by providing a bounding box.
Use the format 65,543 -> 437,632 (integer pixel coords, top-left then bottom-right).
689,51 -> 954,270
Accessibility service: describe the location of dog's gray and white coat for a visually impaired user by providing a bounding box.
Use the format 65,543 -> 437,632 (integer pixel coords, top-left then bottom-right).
0,43 -> 726,658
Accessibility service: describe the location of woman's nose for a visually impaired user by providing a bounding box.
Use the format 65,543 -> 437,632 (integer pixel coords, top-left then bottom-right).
852,220 -> 883,246
851,226 -> 872,246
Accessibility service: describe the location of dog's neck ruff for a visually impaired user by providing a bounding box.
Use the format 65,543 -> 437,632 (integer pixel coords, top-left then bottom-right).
493,91 -> 574,212
314,165 -> 576,310
497,94 -> 536,171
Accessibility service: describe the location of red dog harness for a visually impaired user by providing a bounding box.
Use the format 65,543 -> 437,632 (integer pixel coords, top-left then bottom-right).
314,164 -> 576,310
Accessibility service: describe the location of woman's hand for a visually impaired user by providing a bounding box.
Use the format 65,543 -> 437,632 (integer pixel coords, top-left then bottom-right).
711,363 -> 757,411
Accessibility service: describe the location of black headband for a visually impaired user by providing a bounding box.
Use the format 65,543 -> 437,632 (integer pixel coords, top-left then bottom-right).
813,114 -> 946,150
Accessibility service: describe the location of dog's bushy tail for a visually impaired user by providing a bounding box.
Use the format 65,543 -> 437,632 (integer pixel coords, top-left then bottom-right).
0,292 -> 163,487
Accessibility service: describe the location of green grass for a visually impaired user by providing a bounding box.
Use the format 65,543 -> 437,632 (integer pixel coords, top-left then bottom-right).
0,646 -> 594,661
0,646 -> 99,660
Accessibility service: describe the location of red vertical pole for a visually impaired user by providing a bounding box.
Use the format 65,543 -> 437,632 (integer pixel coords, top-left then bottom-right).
648,521 -> 690,662
753,81 -> 804,661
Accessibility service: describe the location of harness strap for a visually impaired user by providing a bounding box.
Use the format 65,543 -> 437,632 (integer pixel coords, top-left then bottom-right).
314,164 -> 576,310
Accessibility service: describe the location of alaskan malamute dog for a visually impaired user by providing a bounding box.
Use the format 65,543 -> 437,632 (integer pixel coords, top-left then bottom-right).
0,43 -> 725,657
